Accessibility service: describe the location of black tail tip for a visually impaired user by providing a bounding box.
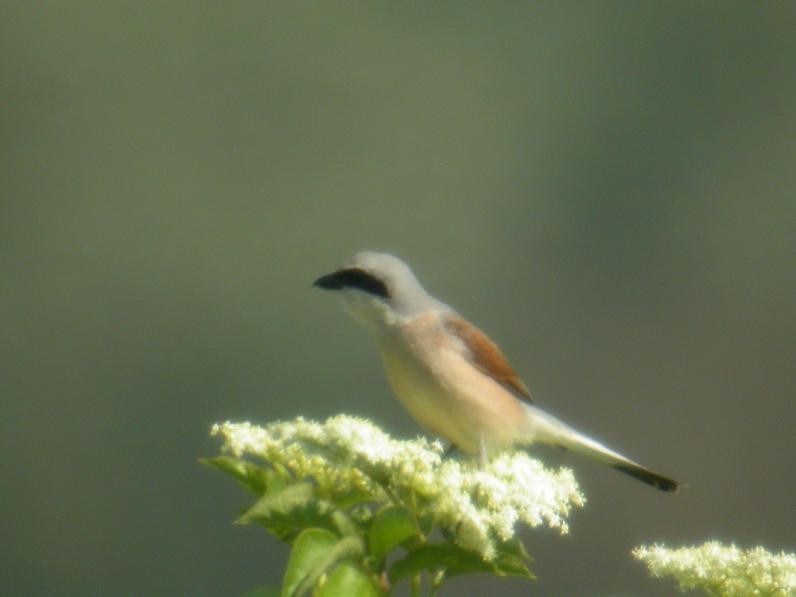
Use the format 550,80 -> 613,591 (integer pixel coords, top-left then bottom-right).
611,463 -> 680,493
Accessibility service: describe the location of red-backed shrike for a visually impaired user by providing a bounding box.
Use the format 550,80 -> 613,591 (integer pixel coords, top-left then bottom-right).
314,251 -> 678,492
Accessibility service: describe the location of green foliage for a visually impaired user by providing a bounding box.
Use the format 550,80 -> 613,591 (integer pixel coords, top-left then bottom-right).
316,562 -> 380,597
389,543 -> 534,583
368,506 -> 420,562
203,454 -> 534,596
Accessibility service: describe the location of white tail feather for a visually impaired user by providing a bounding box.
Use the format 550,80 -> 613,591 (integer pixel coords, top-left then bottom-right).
520,403 -> 679,492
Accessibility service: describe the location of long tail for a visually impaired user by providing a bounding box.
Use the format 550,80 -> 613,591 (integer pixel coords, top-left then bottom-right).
520,403 -> 679,493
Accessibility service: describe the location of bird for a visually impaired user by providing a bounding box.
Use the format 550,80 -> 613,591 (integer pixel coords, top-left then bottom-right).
313,251 -> 679,492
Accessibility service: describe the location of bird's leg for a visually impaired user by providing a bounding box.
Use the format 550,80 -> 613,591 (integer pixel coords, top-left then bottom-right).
477,433 -> 488,468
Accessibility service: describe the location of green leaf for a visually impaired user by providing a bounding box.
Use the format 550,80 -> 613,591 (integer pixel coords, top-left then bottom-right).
201,456 -> 271,495
238,481 -> 315,525
335,488 -> 374,509
489,539 -> 535,580
281,528 -> 339,597
417,511 -> 435,537
389,544 -> 495,582
330,509 -> 362,538
283,532 -> 367,597
368,506 -> 420,562
389,542 -> 535,583
498,538 -> 532,562
237,481 -> 324,528
236,481 -> 343,541
389,540 -> 534,583
295,535 -> 365,596
488,553 -> 535,580
315,563 -> 380,597
240,586 -> 281,597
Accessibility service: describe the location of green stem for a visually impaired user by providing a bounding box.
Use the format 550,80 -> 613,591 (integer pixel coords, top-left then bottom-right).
431,570 -> 446,596
410,572 -> 421,597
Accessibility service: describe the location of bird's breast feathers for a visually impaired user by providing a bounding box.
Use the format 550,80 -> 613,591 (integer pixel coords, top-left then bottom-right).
376,313 -> 527,453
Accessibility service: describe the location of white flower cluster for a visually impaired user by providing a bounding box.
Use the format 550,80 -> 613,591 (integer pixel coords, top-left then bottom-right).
432,452 -> 583,558
212,415 -> 585,559
633,542 -> 796,596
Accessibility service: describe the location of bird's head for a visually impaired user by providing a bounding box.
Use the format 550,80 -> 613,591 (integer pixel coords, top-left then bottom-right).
314,251 -> 446,330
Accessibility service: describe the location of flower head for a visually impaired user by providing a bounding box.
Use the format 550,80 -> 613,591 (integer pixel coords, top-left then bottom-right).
633,542 -> 796,596
212,415 -> 585,559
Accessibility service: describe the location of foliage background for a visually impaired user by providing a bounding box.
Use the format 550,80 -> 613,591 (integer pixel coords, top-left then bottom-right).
1,2 -> 794,595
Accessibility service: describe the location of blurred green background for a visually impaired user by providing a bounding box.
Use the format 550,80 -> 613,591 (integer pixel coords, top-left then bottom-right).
2,2 -> 794,595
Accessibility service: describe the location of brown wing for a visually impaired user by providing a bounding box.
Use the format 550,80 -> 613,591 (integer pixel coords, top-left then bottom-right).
443,315 -> 533,403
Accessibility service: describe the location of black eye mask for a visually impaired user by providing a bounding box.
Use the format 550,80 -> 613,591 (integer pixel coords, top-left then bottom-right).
313,268 -> 390,299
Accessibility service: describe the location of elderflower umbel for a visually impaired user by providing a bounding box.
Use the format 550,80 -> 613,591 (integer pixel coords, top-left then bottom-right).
633,542 -> 796,597
212,415 -> 585,560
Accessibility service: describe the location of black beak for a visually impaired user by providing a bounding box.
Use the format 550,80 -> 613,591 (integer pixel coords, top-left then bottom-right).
313,271 -> 344,290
